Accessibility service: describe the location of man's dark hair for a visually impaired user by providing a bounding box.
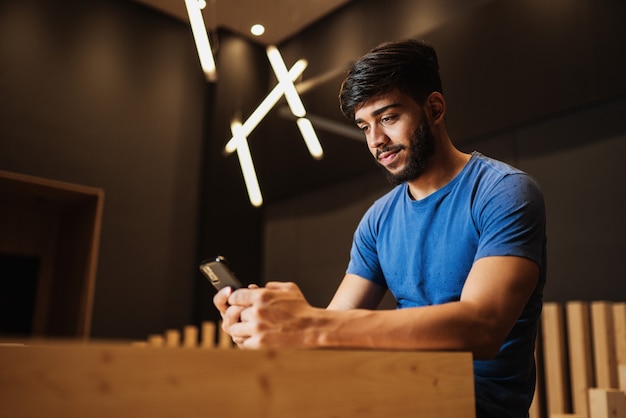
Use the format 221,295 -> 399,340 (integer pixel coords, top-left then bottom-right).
339,39 -> 443,120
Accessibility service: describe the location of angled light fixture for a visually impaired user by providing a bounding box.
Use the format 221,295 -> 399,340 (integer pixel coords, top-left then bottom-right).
266,46 -> 306,118
184,0 -> 217,82
224,58 -> 308,154
224,45 -> 324,206
266,46 -> 323,160
230,120 -> 263,207
296,118 -> 323,159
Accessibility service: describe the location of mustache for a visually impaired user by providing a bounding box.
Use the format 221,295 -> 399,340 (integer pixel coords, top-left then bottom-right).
375,144 -> 405,159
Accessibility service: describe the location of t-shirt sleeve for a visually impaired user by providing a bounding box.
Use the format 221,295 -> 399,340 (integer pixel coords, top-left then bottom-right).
474,172 -> 546,267
346,206 -> 388,288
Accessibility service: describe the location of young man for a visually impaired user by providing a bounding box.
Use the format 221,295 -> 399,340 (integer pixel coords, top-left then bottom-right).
214,39 -> 547,418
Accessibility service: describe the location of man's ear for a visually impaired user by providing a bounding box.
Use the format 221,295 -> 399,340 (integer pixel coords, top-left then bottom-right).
425,92 -> 446,124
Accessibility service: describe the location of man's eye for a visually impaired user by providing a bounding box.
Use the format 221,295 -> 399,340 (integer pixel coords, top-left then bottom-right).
359,125 -> 369,133
381,115 -> 397,124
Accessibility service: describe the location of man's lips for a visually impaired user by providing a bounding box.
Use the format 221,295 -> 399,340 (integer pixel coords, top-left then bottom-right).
376,145 -> 404,165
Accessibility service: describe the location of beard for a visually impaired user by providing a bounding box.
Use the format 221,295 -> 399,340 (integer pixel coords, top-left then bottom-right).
377,118 -> 436,186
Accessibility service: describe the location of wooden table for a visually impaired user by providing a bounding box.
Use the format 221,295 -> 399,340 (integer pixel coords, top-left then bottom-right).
0,341 -> 475,418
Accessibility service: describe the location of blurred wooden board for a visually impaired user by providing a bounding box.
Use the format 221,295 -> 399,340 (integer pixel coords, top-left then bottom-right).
0,342 -> 475,418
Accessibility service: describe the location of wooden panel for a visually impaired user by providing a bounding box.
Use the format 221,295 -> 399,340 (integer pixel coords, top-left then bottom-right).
588,388 -> 626,418
0,343 -> 475,418
614,303 -> 626,365
201,321 -> 216,348
591,302 -> 618,388
615,303 -> 626,391
530,333 -> 543,418
567,301 -> 594,417
0,170 -> 103,338
543,302 -> 571,415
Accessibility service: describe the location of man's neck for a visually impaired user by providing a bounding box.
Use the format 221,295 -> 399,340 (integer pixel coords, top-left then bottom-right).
406,143 -> 470,201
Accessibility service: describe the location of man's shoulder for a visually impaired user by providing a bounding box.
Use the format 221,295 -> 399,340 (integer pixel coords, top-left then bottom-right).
467,152 -> 541,191
469,152 -> 526,177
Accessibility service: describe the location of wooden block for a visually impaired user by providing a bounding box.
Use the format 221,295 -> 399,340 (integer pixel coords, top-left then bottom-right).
183,326 -> 198,348
218,321 -> 233,349
165,329 -> 180,348
588,388 -> 626,418
530,398 -> 541,418
530,334 -> 543,418
551,414 -> 585,418
613,303 -> 626,366
616,302 -> 626,392
200,321 -> 215,349
543,302 -> 570,415
0,343 -> 476,418
567,301 -> 594,417
147,334 -> 164,348
591,302 -> 618,388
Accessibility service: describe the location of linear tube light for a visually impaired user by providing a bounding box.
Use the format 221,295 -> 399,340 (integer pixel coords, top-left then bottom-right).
266,46 -> 324,159
224,59 -> 307,154
296,118 -> 323,160
230,120 -> 263,207
184,0 -> 217,82
266,46 -> 306,118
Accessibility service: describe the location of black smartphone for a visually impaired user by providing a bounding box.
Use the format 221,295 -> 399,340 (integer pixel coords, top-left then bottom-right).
199,256 -> 243,291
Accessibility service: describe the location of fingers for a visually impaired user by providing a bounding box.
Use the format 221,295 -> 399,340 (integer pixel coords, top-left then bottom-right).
227,287 -> 259,306
231,336 -> 247,348
213,287 -> 233,315
228,315 -> 258,342
264,281 -> 298,291
220,282 -> 299,308
223,304 -> 245,327
215,281 -> 307,350
214,285 -> 260,312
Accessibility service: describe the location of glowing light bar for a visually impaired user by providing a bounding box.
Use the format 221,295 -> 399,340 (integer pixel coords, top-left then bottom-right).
231,121 -> 263,207
266,46 -> 306,118
184,0 -> 217,82
224,59 -> 307,154
223,45 -> 326,206
296,118 -> 323,160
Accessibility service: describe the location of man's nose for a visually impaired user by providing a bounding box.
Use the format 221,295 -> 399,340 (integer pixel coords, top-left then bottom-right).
367,126 -> 388,149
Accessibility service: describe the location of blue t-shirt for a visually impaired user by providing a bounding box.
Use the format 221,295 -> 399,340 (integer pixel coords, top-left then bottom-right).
347,152 -> 546,418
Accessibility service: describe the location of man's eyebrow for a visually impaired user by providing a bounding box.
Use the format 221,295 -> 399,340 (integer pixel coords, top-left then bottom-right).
354,103 -> 402,124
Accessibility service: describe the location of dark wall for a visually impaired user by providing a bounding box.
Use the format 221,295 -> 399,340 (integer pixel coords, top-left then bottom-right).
193,31 -> 268,324
282,0 -> 626,147
1,0 -> 624,341
0,0 -> 207,339
264,0 -> 626,305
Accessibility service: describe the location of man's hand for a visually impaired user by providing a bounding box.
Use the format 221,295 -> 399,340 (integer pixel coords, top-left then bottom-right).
217,282 -> 324,349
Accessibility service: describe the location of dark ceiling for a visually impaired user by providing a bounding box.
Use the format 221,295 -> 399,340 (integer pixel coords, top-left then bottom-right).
132,0 -> 376,205
132,0 -> 354,45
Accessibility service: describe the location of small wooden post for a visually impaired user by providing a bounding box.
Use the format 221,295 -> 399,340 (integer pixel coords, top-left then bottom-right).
165,329 -> 180,348
543,302 -> 570,415
147,334 -> 164,348
588,388 -> 626,418
218,321 -> 233,349
591,302 -> 618,389
201,321 -> 216,349
567,301 -> 594,417
183,325 -> 198,348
